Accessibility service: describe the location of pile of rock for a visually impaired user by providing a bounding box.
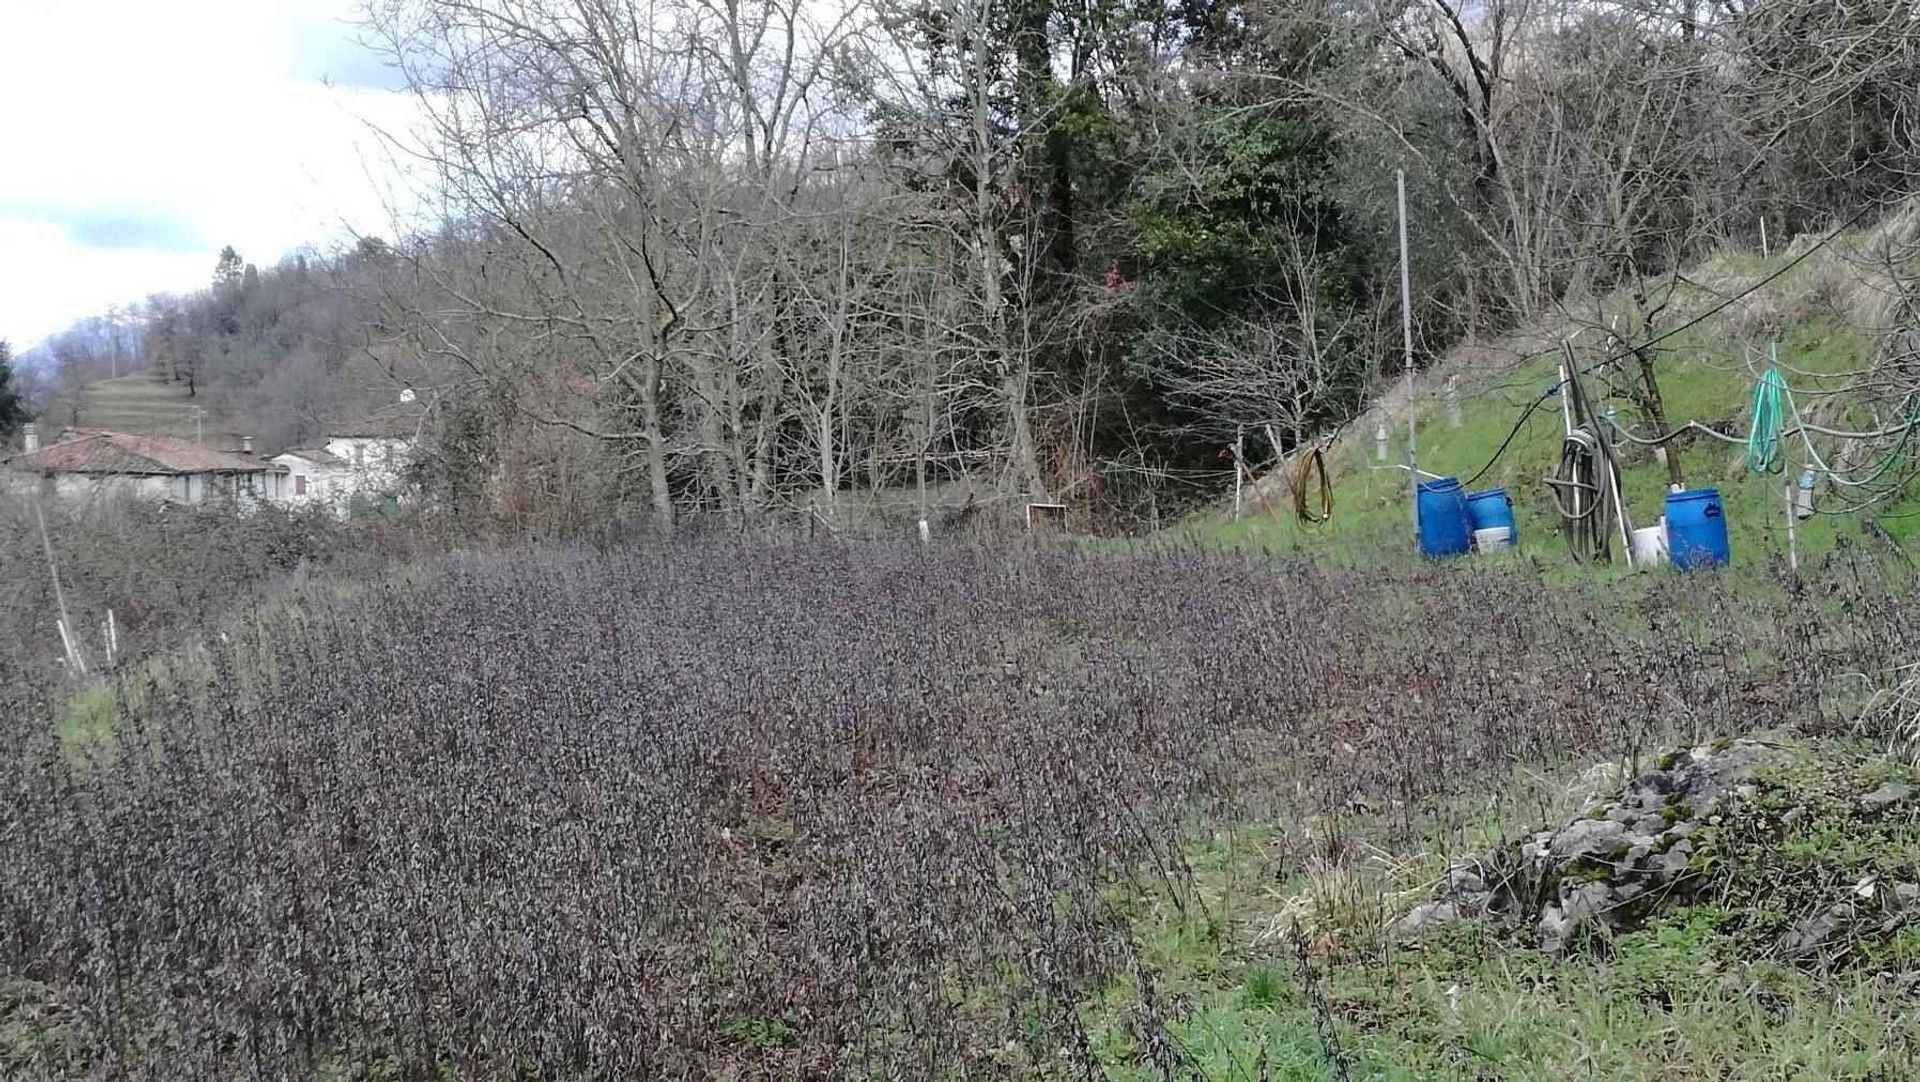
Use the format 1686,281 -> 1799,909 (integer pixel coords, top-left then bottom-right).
1398,737 -> 1800,951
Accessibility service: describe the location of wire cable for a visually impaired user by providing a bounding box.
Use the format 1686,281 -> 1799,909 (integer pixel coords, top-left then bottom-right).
1460,382 -> 1561,488
1605,415 -> 1747,446
1492,203 -> 1882,376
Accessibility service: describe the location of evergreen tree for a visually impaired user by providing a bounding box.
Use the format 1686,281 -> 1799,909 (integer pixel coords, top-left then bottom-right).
0,339 -> 29,440
213,246 -> 246,289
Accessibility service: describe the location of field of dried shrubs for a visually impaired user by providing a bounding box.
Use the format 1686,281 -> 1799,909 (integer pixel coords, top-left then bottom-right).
2,540 -> 1914,1079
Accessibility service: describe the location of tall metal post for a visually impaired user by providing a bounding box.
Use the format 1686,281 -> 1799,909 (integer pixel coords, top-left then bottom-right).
1783,476 -> 1798,571
1398,169 -> 1417,533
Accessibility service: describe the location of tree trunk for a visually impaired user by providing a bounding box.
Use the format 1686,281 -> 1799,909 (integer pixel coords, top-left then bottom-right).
639,350 -> 674,531
1003,362 -> 1046,499
1632,344 -> 1686,489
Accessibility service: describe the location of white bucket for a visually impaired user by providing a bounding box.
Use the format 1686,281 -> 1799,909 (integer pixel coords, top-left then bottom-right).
1631,522 -> 1668,567
1473,526 -> 1512,552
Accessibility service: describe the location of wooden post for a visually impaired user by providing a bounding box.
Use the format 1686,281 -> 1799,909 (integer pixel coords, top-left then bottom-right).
35,497 -> 84,675
1232,425 -> 1245,521
1563,341 -> 1636,563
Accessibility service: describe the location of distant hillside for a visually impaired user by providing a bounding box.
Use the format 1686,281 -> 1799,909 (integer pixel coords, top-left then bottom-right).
27,242 -> 404,458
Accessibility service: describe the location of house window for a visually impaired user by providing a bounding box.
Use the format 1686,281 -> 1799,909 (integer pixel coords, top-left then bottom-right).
295,475 -> 308,496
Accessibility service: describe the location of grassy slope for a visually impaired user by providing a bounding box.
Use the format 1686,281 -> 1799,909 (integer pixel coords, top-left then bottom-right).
1083,741 -> 1920,1080
1181,245 -> 1920,571
69,371 -> 238,442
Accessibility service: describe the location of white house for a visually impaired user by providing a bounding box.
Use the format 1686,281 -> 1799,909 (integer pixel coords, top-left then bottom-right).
267,392 -> 424,514
267,446 -> 353,509
3,425 -> 281,508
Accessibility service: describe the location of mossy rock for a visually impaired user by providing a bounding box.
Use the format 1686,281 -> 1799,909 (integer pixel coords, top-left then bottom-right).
1683,744 -> 1920,968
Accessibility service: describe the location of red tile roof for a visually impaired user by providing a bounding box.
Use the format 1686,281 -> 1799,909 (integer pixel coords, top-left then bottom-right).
331,402 -> 427,438
5,431 -> 281,476
275,447 -> 350,468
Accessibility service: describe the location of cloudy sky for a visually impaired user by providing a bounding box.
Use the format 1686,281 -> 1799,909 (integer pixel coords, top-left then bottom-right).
0,0 -> 424,351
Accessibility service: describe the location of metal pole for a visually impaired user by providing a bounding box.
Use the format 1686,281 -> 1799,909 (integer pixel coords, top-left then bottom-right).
1609,446 -> 1634,563
1559,362 -> 1581,530
1760,216 -> 1770,260
1784,476 -> 1798,571
1398,169 -> 1417,534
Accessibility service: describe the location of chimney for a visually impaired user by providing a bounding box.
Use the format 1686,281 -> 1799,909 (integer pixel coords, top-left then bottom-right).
241,435 -> 254,456
22,423 -> 38,454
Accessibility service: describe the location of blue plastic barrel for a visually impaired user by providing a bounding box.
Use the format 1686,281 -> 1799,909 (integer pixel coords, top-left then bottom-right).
1466,487 -> 1517,543
1416,477 -> 1473,558
1665,487 -> 1730,570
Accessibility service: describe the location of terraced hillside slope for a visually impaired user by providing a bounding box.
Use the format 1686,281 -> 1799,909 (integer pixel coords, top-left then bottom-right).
59,371 -> 242,447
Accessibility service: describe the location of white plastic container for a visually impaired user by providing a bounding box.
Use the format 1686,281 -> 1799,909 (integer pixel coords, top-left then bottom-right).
1631,521 -> 1668,567
1473,526 -> 1513,552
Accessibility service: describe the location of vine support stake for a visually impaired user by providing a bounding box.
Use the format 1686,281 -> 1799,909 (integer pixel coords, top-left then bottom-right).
1233,425 -> 1245,522
1398,168 -> 1417,537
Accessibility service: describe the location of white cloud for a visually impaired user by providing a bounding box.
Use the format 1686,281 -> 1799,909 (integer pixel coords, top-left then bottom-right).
0,0 -> 428,350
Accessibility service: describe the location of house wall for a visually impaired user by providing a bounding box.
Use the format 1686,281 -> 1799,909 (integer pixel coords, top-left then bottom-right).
48,474 -> 173,501
4,469 -> 275,509
175,471 -> 274,510
270,456 -> 354,516
7,473 -> 197,503
230,471 -> 274,512
320,437 -> 411,503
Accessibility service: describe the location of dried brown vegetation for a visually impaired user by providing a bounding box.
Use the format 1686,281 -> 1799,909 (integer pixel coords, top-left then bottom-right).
2,542 -> 1914,1079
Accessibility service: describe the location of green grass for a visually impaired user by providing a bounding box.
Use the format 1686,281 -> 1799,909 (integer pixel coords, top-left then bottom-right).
1088,922 -> 1916,1079
55,680 -> 117,762
1177,265 -> 1920,575
1082,741 -> 1920,1080
69,370 -> 238,441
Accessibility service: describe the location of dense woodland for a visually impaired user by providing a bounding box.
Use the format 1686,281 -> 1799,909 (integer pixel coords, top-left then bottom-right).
17,0 -> 1920,531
